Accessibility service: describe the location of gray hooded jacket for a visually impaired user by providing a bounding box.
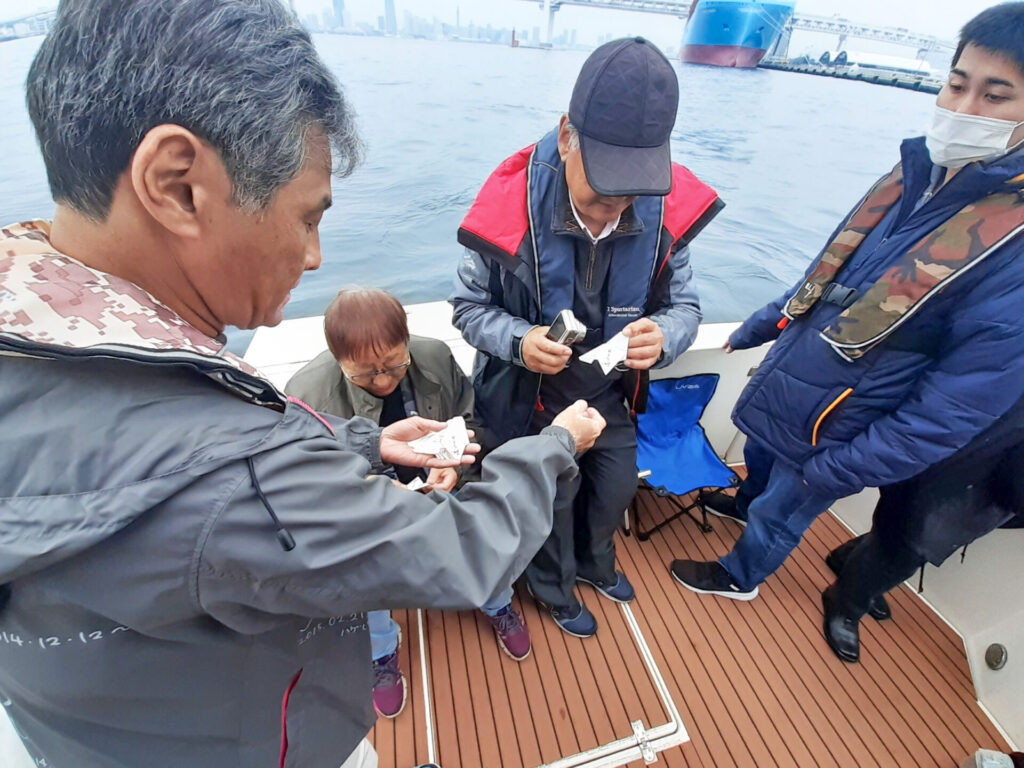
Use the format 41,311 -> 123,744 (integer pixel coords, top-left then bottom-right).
0,221 -> 577,767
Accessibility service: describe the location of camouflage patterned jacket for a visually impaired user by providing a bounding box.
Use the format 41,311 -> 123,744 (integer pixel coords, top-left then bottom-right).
0,221 -> 578,767
727,138 -> 1024,500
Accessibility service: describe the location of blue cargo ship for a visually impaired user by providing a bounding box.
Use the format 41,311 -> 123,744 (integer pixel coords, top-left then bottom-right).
681,0 -> 796,68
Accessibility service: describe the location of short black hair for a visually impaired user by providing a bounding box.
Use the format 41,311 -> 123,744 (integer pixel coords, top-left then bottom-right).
953,2 -> 1024,77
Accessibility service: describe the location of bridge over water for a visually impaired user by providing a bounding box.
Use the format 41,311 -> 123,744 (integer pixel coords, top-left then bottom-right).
519,0 -> 954,56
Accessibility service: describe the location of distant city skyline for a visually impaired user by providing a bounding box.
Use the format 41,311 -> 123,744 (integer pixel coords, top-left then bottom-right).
0,0 -> 1008,58
292,0 -> 1002,44
285,0 -> 1003,61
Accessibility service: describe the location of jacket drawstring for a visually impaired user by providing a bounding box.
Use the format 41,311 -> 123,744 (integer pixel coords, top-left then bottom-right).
247,456 -> 296,552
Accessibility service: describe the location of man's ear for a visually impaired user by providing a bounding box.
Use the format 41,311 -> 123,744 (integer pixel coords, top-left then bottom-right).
557,114 -> 571,162
130,125 -> 220,238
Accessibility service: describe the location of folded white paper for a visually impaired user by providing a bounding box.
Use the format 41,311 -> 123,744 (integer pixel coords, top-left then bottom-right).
579,332 -> 629,375
407,416 -> 470,462
405,476 -> 427,491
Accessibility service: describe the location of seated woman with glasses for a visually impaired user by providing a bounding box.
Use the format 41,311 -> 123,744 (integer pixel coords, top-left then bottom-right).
286,287 -> 532,721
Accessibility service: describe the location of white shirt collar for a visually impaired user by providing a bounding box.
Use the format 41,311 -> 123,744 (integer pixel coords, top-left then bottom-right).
568,192 -> 620,244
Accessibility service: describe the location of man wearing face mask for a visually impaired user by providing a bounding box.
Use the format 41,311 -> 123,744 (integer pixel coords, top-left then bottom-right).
451,38 -> 721,637
671,3 -> 1024,608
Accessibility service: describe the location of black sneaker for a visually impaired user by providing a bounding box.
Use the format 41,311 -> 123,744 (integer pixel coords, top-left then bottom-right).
670,559 -> 758,601
702,489 -> 748,526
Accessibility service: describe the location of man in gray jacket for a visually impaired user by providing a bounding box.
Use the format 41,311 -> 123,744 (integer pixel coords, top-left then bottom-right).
0,2 -> 605,767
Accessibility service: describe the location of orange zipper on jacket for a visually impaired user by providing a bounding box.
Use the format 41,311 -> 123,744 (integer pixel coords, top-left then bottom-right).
811,388 -> 853,446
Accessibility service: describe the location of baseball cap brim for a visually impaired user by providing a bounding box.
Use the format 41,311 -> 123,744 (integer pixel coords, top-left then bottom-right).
578,132 -> 672,197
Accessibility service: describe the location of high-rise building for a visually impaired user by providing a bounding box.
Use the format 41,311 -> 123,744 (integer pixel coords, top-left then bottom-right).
332,0 -> 345,29
384,0 -> 398,35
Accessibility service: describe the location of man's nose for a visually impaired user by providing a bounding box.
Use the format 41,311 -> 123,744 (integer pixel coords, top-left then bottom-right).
953,92 -> 985,115
305,238 -> 322,271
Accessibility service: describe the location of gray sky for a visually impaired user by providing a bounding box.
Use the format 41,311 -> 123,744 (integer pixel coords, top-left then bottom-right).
0,0 -> 1003,51
301,0 -> 997,46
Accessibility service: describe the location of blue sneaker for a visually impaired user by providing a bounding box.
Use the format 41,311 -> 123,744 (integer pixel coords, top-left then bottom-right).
549,602 -> 598,638
577,571 -> 635,603
527,584 -> 598,638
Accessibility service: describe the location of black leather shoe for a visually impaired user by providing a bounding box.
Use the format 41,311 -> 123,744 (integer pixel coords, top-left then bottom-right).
822,584 -> 860,663
825,546 -> 891,621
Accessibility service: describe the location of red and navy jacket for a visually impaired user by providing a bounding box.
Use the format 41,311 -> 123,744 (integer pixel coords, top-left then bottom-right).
450,129 -> 723,444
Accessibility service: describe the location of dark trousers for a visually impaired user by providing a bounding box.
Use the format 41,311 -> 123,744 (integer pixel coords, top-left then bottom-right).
525,397 -> 637,610
833,532 -> 921,620
835,476 -> 1016,620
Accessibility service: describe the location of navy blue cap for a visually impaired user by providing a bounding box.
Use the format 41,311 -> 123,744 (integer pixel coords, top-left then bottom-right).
569,37 -> 679,197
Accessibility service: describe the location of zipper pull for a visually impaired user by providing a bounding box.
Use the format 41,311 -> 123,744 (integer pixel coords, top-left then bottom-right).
777,316 -> 790,330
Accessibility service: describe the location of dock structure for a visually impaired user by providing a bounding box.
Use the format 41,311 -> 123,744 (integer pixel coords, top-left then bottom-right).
759,58 -> 942,94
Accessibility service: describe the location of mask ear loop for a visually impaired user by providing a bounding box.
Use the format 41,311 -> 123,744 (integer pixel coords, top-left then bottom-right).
995,132 -> 1024,168
976,125 -> 1024,166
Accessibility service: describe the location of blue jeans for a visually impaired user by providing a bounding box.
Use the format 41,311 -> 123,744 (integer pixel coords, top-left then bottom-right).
368,585 -> 515,661
719,439 -> 836,592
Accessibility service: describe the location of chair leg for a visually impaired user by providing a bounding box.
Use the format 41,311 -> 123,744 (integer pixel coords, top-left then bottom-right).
634,489 -> 714,540
695,490 -> 713,533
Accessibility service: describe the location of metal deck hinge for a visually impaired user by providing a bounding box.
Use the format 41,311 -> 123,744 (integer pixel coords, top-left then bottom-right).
631,720 -> 657,764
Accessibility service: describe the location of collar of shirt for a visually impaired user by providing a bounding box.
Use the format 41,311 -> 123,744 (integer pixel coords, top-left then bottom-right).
912,164 -> 946,215
568,192 -> 620,244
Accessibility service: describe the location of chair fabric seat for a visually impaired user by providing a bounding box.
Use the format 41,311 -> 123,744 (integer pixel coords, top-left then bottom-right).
636,374 -> 737,495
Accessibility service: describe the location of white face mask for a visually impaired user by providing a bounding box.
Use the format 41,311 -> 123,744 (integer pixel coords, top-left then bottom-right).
926,106 -> 1024,169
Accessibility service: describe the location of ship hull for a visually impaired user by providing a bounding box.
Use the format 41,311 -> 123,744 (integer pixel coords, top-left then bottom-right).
681,44 -> 767,68
681,0 -> 795,69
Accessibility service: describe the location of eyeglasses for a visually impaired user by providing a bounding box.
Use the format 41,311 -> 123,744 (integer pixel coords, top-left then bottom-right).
341,360 -> 411,383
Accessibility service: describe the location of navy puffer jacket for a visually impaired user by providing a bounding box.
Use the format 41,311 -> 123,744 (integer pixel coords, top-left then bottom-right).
730,138 -> 1024,500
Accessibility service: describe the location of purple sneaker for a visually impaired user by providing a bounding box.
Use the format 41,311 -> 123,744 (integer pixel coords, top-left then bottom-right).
487,604 -> 531,661
372,650 -> 406,718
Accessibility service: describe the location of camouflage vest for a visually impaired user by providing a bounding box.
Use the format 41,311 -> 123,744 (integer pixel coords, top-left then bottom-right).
783,166 -> 1024,360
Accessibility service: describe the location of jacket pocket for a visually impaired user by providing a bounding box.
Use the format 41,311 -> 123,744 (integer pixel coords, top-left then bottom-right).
810,387 -> 854,447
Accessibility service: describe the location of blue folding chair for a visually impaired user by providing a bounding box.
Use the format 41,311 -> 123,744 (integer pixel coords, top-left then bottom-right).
629,374 -> 740,541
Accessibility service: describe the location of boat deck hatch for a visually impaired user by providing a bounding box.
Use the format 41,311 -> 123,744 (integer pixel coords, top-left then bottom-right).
369,480 -> 1011,767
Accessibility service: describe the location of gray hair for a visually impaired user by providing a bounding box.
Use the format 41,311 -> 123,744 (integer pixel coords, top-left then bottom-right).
27,0 -> 363,221
565,118 -> 581,152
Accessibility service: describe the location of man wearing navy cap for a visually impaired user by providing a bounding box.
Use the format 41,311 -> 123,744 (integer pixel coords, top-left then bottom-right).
451,38 -> 723,637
